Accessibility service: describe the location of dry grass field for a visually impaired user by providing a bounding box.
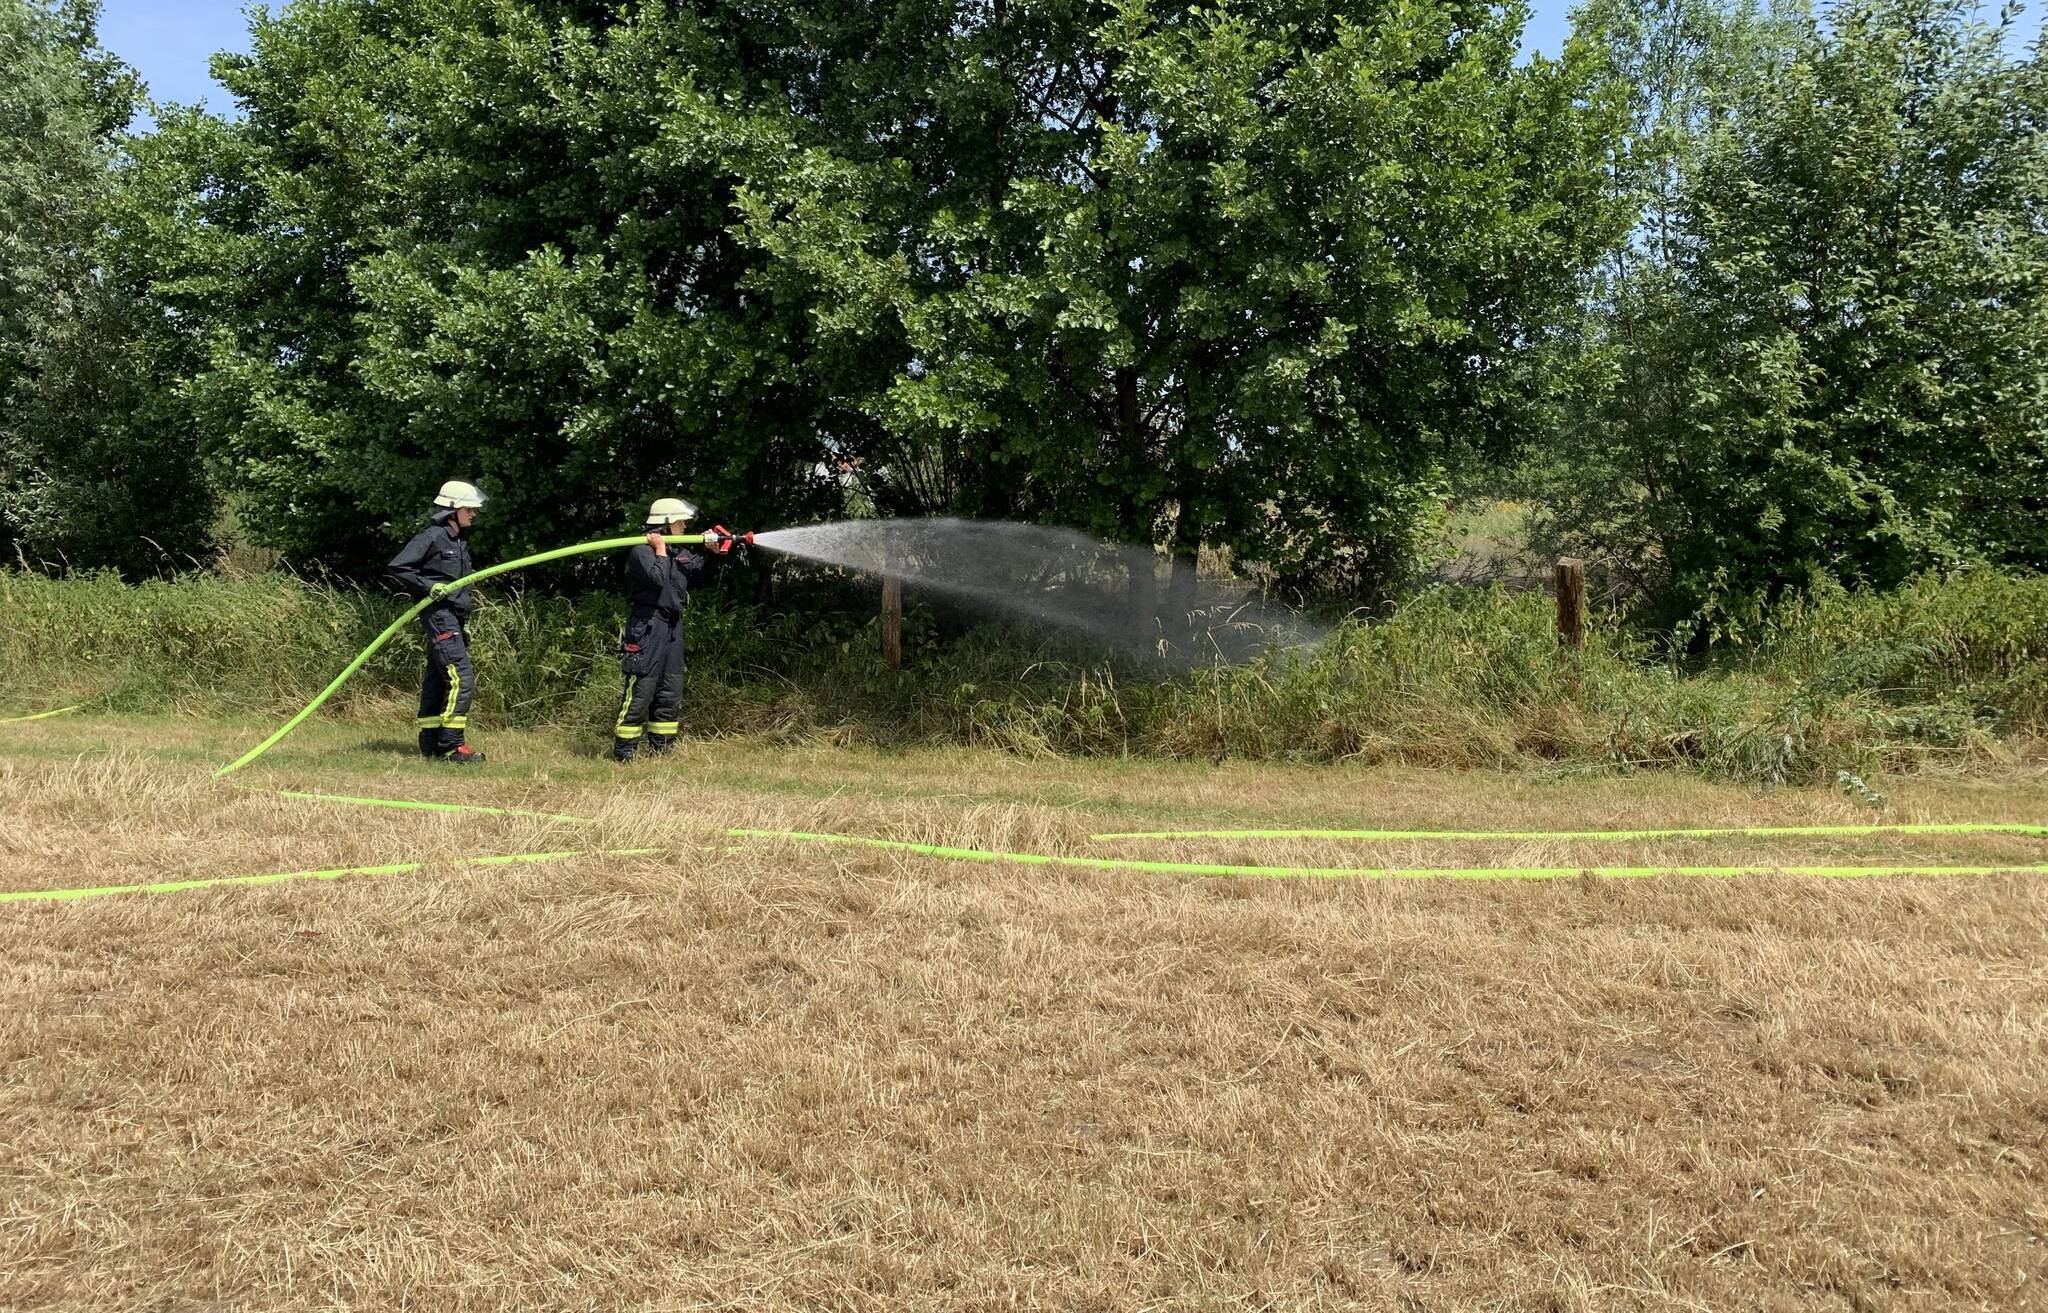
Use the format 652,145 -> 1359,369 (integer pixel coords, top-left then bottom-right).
3,712 -> 2046,1310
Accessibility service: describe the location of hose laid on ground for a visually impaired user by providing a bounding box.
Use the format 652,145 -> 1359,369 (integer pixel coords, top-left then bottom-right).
260,782 -> 2048,843
0,704 -> 83,725
7,780 -> 2045,902
266,787 -> 2048,847
272,789 -> 593,825
10,826 -> 2043,904
729,828 -> 2048,882
0,847 -> 659,904
1091,821 -> 2048,842
213,534 -> 708,778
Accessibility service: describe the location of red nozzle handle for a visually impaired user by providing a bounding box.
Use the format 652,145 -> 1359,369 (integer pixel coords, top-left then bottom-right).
704,525 -> 755,554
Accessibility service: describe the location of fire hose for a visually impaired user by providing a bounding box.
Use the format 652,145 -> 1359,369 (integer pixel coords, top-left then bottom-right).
213,528 -> 752,778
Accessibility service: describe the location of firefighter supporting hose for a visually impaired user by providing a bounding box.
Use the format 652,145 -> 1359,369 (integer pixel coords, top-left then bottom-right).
388,480 -> 487,765
612,497 -> 741,763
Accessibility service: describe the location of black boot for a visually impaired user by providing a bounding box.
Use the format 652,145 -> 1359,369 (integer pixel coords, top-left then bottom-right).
430,730 -> 484,764
418,729 -> 439,759
612,737 -> 638,764
646,733 -> 676,757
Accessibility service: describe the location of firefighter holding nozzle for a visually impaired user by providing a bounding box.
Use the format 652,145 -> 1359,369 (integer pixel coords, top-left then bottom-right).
612,496 -> 738,762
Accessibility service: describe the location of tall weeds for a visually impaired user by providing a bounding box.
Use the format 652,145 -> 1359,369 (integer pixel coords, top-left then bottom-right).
4,567 -> 2041,785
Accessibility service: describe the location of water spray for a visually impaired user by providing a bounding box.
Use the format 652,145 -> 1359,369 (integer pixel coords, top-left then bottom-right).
751,518 -> 1326,664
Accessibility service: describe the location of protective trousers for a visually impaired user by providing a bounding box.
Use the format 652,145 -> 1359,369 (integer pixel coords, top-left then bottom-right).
415,610 -> 475,756
614,610 -> 684,760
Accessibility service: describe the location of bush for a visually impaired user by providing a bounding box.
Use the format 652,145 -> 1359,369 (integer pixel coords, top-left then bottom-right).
3,566 -> 2041,785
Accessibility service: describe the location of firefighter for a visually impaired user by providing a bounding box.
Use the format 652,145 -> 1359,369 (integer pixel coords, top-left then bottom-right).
613,496 -> 733,762
388,480 -> 486,765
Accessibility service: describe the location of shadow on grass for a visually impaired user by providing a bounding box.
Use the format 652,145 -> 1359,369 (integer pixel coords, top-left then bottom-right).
358,738 -> 427,757
359,732 -> 627,765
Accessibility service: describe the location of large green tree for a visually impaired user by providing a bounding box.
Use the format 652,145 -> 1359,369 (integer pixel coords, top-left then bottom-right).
705,0 -> 1630,598
147,0 -> 1625,592
0,0 -> 206,575
137,0 -> 849,572
1546,0 -> 2047,634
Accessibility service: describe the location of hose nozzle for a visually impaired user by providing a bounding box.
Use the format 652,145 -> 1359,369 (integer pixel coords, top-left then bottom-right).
704,525 -> 754,554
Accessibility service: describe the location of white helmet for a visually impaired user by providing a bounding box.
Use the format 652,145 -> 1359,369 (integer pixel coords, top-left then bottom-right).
645,496 -> 698,527
433,480 -> 485,509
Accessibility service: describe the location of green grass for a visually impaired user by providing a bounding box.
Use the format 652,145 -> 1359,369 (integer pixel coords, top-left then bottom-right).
5,565 -> 2044,787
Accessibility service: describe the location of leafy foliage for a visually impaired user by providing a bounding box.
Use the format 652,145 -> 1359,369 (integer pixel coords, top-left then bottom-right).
0,0 -> 210,574
714,0 -> 1631,598
5,0 -> 2044,646
1540,0 -> 2048,634
110,0 -> 1625,591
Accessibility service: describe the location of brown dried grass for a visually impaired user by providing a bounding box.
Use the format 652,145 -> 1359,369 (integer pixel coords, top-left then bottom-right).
2,717 -> 2045,1310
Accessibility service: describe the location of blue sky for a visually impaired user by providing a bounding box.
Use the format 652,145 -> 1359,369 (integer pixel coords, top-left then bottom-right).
96,0 -> 2035,115
99,0 -> 251,111
99,0 -> 1583,112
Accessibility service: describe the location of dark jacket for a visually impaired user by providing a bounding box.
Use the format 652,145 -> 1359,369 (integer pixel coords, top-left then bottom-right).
624,543 -> 709,620
387,513 -> 475,616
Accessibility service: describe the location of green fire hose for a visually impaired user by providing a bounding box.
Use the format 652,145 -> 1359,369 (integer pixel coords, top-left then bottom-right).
213,534 -> 709,778
0,704 -> 82,725
731,827 -> 2048,883
1091,821 -> 2048,842
0,847 -> 663,904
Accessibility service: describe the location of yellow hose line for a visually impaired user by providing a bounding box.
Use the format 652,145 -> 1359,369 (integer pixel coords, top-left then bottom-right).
272,789 -> 593,825
6,757 -> 2039,905
9,818 -> 2042,906
0,704 -> 82,725
243,790 -> 2048,885
733,827 -> 2048,882
0,848 -> 659,904
267,786 -> 2048,852
1090,821 -> 2048,842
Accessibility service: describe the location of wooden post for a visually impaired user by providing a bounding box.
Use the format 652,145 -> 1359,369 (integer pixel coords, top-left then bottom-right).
1555,557 -> 1585,650
881,573 -> 902,669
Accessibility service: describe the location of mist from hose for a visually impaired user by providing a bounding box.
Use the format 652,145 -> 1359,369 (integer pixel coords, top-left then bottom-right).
752,518 -> 1326,664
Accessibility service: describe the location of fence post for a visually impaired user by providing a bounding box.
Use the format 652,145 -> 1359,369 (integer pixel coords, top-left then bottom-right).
881,573 -> 903,669
1555,557 -> 1585,650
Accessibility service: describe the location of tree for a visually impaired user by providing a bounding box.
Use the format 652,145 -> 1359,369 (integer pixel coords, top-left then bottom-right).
1546,0 -> 2047,635
143,0 -> 846,574
145,0 -> 1624,596
0,0 -> 108,563
713,0 -> 1631,599
0,0 -> 211,575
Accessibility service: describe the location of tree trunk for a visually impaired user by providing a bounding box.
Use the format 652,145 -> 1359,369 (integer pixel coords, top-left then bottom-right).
1114,365 -> 1159,625
1168,469 -> 1203,632
1129,548 -> 1158,634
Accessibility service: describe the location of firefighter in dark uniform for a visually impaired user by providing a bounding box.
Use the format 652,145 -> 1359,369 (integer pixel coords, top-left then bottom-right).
388,480 -> 486,765
613,496 -> 733,762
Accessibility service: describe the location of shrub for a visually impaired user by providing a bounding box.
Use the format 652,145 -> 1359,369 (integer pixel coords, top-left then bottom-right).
3,566 -> 2041,785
